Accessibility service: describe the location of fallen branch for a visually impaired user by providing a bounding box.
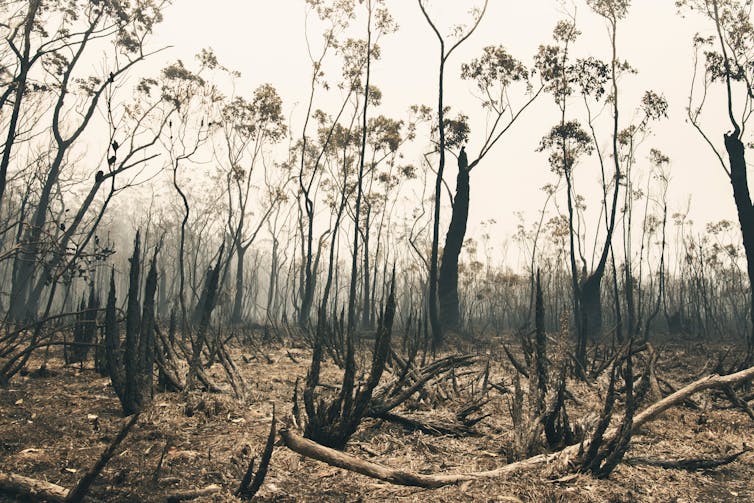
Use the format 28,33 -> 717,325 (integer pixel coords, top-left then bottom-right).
370,410 -> 476,437
165,484 -> 221,502
624,446 -> 751,471
0,472 -> 69,503
65,413 -> 140,503
281,365 -> 754,487
280,428 -> 467,488
632,365 -> 754,431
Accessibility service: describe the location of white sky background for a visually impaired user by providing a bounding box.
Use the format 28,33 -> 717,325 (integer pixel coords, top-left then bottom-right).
143,0 -> 748,267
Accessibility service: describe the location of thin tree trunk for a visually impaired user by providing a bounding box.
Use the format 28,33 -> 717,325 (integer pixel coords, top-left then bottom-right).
232,244 -> 247,323
348,0 -> 373,332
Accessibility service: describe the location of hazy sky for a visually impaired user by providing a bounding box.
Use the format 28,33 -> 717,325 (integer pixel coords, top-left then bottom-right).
145,0 -> 746,258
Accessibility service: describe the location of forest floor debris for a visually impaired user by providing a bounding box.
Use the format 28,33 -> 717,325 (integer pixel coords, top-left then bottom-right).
1,339 -> 753,502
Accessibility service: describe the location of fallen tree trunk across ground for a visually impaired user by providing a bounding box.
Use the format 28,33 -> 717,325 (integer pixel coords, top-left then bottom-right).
0,472 -> 70,502
0,413 -> 139,502
624,446 -> 751,471
282,365 -> 754,488
0,472 -> 221,503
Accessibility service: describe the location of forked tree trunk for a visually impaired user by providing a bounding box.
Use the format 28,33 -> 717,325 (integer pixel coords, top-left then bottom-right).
105,233 -> 158,415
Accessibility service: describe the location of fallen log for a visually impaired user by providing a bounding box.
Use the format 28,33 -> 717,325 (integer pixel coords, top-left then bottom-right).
165,484 -> 221,502
0,472 -> 70,502
280,428 -> 467,488
631,365 -> 754,431
624,446 -> 751,471
0,414 -> 139,503
282,365 -> 754,488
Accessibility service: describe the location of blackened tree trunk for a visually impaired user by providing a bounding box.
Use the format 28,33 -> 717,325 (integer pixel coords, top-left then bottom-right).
438,148 -> 469,330
105,233 -> 158,415
578,273 -> 603,361
625,268 -> 636,335
137,251 -> 158,403
266,237 -> 279,320
724,133 -> 754,360
418,0 -> 487,348
186,244 -> 224,390
575,7 -> 622,369
105,269 -> 125,406
124,233 -> 143,412
534,268 -> 548,413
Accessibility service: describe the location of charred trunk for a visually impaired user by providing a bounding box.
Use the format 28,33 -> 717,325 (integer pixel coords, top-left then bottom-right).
438,149 -> 469,330
724,133 -> 754,361
578,272 -> 603,366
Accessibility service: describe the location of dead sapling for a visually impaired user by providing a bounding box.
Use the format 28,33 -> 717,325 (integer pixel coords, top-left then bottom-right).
579,342 -> 636,478
155,308 -> 184,392
185,243 -> 224,390
104,232 -> 158,415
300,272 -> 396,450
237,405 -> 276,500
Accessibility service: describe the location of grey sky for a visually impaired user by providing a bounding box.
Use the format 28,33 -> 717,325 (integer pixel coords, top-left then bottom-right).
148,0 -> 745,261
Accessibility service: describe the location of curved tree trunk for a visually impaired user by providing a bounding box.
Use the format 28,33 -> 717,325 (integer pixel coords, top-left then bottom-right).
438,151 -> 469,330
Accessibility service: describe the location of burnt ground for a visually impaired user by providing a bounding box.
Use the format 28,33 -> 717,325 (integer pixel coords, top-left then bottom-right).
1,336 -> 753,503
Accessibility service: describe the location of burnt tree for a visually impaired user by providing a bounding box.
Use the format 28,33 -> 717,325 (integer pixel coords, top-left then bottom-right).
105,232 -> 158,415
438,147 -> 469,329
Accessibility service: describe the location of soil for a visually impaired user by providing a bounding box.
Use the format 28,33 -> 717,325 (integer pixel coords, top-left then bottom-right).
1,337 -> 752,502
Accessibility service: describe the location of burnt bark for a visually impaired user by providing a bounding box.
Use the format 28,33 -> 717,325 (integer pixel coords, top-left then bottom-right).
105,233 -> 158,415
724,133 -> 754,361
123,233 -> 143,412
579,272 -> 603,361
438,148 -> 469,330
